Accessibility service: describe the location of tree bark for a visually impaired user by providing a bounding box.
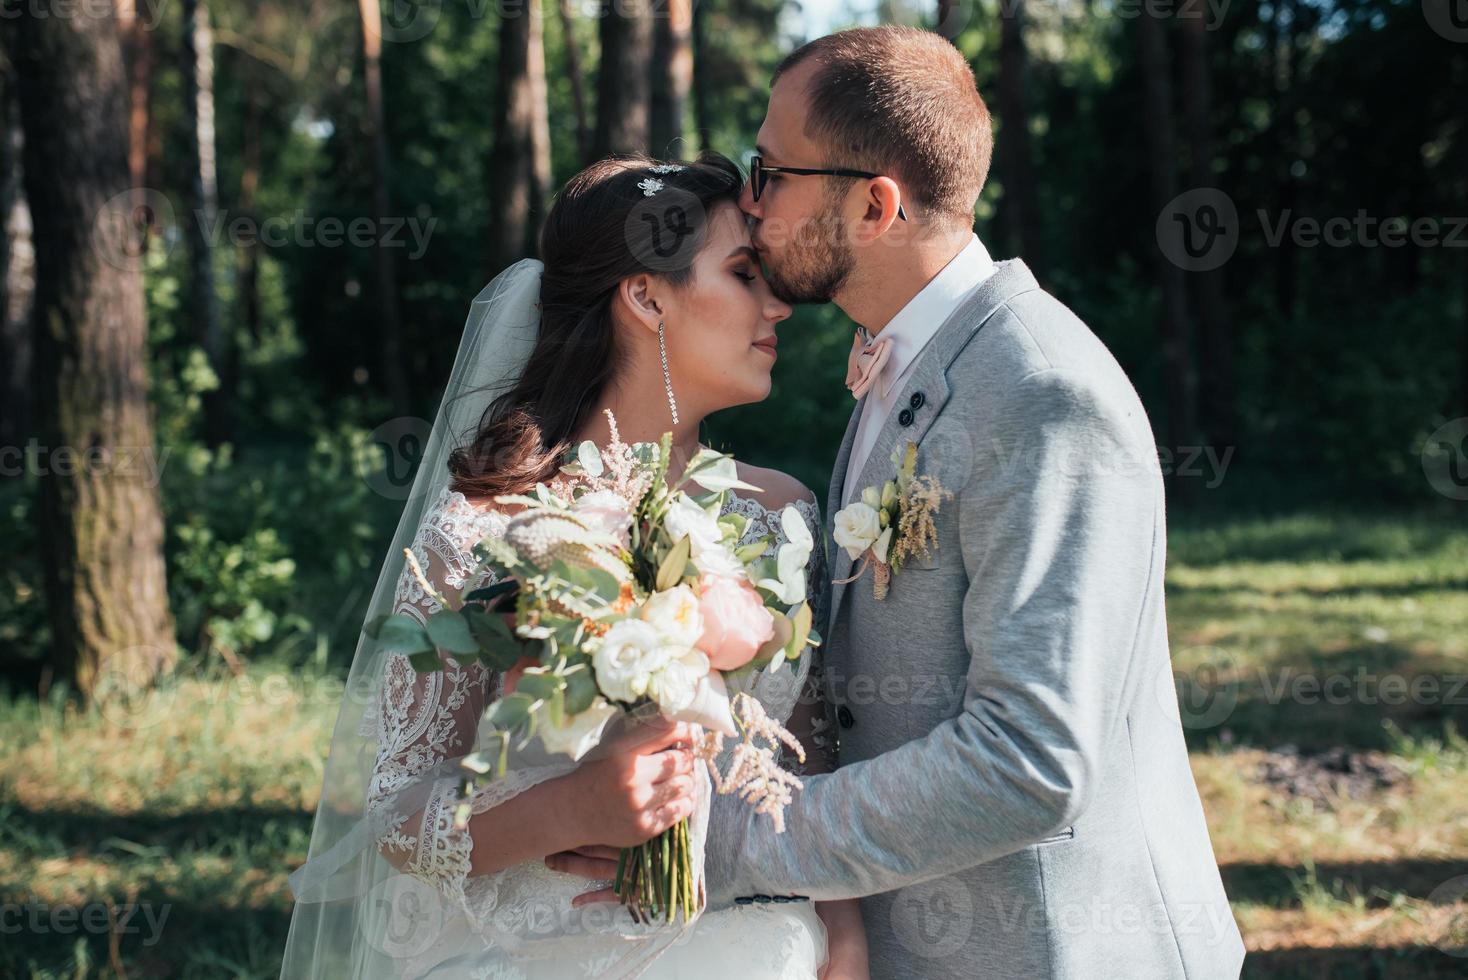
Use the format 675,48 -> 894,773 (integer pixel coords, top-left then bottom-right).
1180,11 -> 1235,452
7,4 -> 177,696
556,0 -> 590,165
118,0 -> 155,195
997,0 -> 1043,277
1,55 -> 34,458
237,23 -> 263,346
592,0 -> 652,157
649,0 -> 692,158
1137,10 -> 1198,500
489,0 -> 552,271
358,0 -> 411,414
182,0 -> 231,446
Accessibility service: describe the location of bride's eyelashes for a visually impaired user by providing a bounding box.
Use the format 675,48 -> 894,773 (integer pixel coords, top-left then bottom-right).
734,270 -> 757,284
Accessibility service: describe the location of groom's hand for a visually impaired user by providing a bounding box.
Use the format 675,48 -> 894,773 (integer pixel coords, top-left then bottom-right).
544,845 -> 621,907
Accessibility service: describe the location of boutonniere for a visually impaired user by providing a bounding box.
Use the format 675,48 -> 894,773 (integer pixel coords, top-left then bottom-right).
832,442 -> 953,600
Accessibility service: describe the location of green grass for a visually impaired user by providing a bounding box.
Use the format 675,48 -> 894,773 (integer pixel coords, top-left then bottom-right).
1,510 -> 1466,976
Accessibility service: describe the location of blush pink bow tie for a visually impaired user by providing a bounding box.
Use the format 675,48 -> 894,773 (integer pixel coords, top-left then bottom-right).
845,329 -> 892,400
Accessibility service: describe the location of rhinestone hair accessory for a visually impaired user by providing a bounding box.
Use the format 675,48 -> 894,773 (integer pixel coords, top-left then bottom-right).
638,177 -> 665,197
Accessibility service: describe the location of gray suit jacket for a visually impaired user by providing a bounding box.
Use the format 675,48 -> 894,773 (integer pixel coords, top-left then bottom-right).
706,260 -> 1245,979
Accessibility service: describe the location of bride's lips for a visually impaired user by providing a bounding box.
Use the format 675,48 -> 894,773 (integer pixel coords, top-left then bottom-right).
752,335 -> 778,360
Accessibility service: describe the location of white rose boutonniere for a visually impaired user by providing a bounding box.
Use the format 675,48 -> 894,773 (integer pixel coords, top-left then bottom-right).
833,441 -> 951,600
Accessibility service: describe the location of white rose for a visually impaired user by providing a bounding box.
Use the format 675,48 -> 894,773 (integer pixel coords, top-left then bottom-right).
639,584 -> 704,649
664,493 -> 724,556
537,697 -> 619,760
693,541 -> 748,581
833,502 -> 882,560
647,648 -> 710,714
571,490 -> 632,550
593,619 -> 674,703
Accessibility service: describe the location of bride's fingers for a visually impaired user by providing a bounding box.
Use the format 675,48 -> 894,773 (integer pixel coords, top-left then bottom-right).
568,844 -> 621,861
544,851 -> 620,880
649,747 -> 694,782
571,886 -> 620,909
652,794 -> 696,831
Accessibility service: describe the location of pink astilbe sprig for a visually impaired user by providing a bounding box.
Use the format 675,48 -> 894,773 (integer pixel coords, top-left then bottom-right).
694,692 -> 806,833
550,409 -> 654,508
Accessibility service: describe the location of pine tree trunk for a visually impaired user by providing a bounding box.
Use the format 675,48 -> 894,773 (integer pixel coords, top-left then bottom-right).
1180,12 -> 1235,453
489,0 -> 552,271
1137,11 -> 1198,500
7,4 -> 177,696
650,0 -> 692,158
1,54 -> 34,458
592,0 -> 651,157
997,0 -> 1043,277
182,0 -> 231,446
237,26 -> 263,346
358,0 -> 411,414
556,0 -> 590,165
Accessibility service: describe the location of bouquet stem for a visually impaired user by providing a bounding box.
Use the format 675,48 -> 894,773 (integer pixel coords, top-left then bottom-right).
613,816 -> 700,924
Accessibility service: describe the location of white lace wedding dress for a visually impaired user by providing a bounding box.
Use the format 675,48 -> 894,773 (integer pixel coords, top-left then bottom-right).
363,485 -> 835,979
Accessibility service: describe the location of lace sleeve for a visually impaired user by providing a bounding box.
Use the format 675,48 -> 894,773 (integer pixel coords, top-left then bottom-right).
365,491 -> 536,905
784,497 -> 838,776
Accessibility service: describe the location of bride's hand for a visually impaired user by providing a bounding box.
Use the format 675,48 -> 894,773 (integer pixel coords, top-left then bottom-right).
562,721 -> 697,850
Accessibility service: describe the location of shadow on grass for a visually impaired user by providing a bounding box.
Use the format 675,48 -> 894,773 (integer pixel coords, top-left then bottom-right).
1242,945 -> 1466,979
1,799 -> 313,853
1222,858 -> 1467,907
1175,639 -> 1466,752
0,883 -> 292,980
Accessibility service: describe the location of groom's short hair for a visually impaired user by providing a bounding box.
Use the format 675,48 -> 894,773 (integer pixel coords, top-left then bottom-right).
772,26 -> 992,227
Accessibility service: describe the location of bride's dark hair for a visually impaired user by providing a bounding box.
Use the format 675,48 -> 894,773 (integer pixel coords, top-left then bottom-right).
448,151 -> 744,499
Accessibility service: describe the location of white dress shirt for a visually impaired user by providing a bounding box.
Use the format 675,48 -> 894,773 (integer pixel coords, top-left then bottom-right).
842,234 -> 996,505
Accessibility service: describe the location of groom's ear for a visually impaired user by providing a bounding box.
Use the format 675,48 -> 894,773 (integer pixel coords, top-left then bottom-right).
855,177 -> 906,244
617,274 -> 664,334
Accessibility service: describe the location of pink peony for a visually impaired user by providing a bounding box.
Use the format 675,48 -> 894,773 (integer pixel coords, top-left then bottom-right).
696,574 -> 776,671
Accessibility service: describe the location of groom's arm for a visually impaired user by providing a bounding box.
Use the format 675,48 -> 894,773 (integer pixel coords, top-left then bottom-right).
707,366 -> 1160,903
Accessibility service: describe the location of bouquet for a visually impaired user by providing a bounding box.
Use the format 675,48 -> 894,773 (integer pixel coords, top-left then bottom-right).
367,412 -> 820,923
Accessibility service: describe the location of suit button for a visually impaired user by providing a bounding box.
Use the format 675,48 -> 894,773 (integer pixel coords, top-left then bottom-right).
753,894 -> 772,904
735,896 -> 754,905
838,705 -> 855,729
898,408 -> 914,427
909,391 -> 926,410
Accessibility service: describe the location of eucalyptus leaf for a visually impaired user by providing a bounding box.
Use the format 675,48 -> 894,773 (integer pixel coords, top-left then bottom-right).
486,693 -> 534,730
374,614 -> 433,655
408,650 -> 442,673
426,610 -> 479,654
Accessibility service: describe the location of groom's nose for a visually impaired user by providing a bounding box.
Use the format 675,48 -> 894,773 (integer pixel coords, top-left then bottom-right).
738,180 -> 760,218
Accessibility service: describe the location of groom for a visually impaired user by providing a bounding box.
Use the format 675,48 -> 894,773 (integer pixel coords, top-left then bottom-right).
711,26 -> 1244,978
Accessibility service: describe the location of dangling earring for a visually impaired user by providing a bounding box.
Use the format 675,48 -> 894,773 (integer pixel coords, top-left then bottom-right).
658,318 -> 680,425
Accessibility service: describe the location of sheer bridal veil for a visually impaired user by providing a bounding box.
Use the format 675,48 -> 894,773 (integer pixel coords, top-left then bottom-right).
278,260 -> 545,977
279,257 -> 709,979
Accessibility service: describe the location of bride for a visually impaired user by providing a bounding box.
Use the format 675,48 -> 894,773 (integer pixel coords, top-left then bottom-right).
280,152 -> 868,979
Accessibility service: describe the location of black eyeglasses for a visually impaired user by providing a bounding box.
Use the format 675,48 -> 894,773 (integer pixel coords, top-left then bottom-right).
749,154 -> 908,221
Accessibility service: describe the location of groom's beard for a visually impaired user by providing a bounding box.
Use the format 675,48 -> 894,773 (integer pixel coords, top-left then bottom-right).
760,204 -> 855,305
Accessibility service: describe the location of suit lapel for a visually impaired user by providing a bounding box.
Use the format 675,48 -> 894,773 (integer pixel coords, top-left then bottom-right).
826,259 -> 1040,629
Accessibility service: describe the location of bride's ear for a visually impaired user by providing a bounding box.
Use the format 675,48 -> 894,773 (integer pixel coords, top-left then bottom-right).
617,274 -> 665,336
